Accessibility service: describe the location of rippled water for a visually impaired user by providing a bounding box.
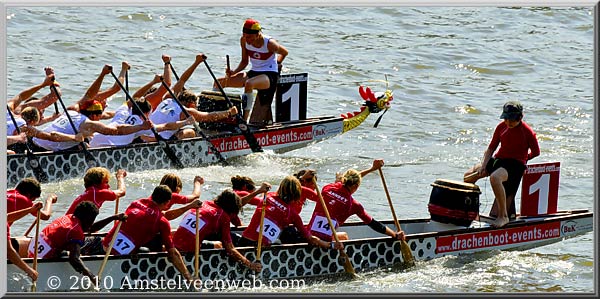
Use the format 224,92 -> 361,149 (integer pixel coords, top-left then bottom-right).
4,5 -> 595,294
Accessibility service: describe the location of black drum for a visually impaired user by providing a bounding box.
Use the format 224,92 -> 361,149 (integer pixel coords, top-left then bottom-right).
197,90 -> 243,130
428,179 -> 481,226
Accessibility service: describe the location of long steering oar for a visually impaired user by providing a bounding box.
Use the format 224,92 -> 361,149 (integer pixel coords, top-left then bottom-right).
7,106 -> 48,183
30,210 -> 41,292
97,218 -> 123,285
159,77 -> 228,165
378,168 -> 415,267
50,82 -> 97,168
164,64 -> 228,165
202,59 -> 263,153
108,70 -> 185,169
313,178 -> 358,278
256,191 -> 268,267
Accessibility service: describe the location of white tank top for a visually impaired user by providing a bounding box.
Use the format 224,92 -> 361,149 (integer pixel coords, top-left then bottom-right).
149,98 -> 183,139
33,111 -> 86,151
246,35 -> 278,72
6,111 -> 25,135
89,103 -> 151,147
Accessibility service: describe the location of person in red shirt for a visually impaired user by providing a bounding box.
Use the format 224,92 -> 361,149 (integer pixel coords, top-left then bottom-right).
101,185 -> 194,282
65,167 -> 126,215
28,201 -> 124,285
464,101 -> 540,228
237,176 -> 333,250
306,160 -> 406,245
7,203 -> 43,281
159,173 -> 203,220
173,189 -> 266,272
7,177 -> 57,223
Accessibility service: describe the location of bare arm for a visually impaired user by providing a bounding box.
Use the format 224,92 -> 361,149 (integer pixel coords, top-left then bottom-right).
112,169 -> 127,199
133,74 -> 162,99
89,213 -> 126,233
93,61 -> 130,102
186,176 -> 204,201
224,242 -> 262,272
359,159 -> 384,178
240,182 -> 271,206
188,106 -> 237,123
7,202 -> 43,223
67,243 -> 96,284
39,194 -> 58,220
8,74 -> 54,111
229,37 -> 250,76
171,54 -> 205,96
267,38 -> 288,64
79,64 -> 112,103
166,247 -> 193,281
163,199 -> 202,221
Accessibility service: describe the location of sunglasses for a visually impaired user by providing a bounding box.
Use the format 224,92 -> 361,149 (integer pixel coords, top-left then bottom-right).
89,110 -> 103,115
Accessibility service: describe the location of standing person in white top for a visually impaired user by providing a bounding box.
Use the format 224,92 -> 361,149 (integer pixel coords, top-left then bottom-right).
149,53 -> 238,141
214,18 -> 288,125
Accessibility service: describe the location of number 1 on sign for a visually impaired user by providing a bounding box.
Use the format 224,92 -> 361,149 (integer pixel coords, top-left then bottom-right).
281,83 -> 300,120
528,173 -> 550,214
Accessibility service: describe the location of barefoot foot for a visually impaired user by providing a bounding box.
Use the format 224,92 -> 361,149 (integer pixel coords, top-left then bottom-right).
491,216 -> 509,228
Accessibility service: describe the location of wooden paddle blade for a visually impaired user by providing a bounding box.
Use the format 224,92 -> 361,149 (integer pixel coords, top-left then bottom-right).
339,250 -> 357,278
400,240 -> 416,267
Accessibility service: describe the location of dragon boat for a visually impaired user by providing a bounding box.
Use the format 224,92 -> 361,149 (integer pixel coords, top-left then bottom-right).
6,209 -> 592,292
6,73 -> 393,186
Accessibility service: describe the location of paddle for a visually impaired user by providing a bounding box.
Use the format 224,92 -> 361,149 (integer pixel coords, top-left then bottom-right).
159,66 -> 228,165
167,63 -> 229,164
31,210 -> 41,292
313,177 -> 357,277
256,191 -> 268,265
6,106 -> 48,183
194,206 -> 200,279
50,82 -> 97,168
108,70 -> 185,170
202,59 -> 263,153
97,218 -> 123,283
378,168 -> 415,267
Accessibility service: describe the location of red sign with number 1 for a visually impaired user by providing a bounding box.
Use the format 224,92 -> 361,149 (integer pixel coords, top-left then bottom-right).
520,162 -> 561,216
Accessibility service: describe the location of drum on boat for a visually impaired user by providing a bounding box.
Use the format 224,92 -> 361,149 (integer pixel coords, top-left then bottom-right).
197,90 -> 243,130
428,179 -> 481,226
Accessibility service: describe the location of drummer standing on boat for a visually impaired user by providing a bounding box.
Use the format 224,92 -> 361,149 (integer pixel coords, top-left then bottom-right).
464,100 -> 540,228
214,18 -> 288,125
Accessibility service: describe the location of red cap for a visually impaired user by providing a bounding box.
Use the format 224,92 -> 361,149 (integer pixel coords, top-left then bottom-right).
243,19 -> 261,34
80,100 -> 103,112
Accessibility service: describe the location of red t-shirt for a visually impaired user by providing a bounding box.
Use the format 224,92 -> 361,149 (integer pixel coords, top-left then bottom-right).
66,184 -> 117,215
307,182 -> 373,241
489,121 -> 540,165
102,198 -> 173,255
173,201 -> 233,252
6,189 -> 35,224
242,192 -> 311,246
290,186 -> 319,214
165,192 -> 190,210
29,215 -> 85,259
234,190 -> 262,206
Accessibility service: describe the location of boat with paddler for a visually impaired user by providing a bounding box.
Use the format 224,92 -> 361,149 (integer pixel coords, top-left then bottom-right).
6,73 -> 393,186
7,178 -> 592,292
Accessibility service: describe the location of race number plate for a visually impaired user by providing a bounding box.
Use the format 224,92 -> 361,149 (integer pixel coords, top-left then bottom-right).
520,162 -> 560,216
